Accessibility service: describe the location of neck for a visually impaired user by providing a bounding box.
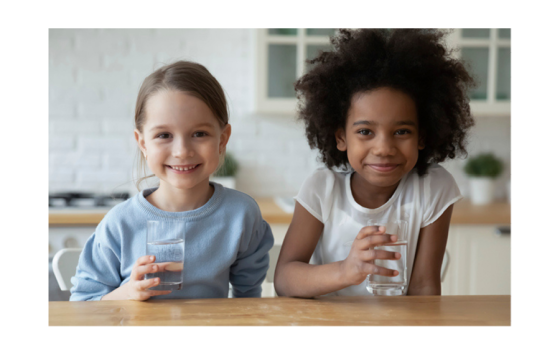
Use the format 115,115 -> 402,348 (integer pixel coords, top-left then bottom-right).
350,172 -> 400,209
147,179 -> 214,212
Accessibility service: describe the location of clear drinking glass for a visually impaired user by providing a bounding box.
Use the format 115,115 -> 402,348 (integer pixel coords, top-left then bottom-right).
365,220 -> 408,296
145,220 -> 185,291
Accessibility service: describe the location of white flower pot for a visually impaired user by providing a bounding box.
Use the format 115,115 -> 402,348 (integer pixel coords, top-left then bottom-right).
469,177 -> 495,205
211,176 -> 236,190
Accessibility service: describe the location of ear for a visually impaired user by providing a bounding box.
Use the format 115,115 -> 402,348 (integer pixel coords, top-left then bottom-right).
219,124 -> 232,154
418,131 -> 425,150
335,128 -> 347,152
134,129 -> 147,156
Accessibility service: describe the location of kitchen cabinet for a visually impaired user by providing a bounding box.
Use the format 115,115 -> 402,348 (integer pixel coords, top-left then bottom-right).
254,28 -> 335,114
255,28 -> 510,116
445,28 -> 511,116
442,224 -> 511,295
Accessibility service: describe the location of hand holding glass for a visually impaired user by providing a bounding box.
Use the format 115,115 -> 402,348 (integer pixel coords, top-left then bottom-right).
341,225 -> 401,287
366,220 -> 408,296
145,220 -> 185,291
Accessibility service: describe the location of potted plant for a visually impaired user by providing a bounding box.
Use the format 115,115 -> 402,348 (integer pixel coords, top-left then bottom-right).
463,153 -> 504,205
211,152 -> 239,190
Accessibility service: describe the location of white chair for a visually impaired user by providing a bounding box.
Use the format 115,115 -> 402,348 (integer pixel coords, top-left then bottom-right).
441,249 -> 450,282
52,248 -> 82,291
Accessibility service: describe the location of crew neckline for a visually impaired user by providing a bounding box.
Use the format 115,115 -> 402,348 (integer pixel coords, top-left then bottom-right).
137,182 -> 223,221
345,171 -> 408,214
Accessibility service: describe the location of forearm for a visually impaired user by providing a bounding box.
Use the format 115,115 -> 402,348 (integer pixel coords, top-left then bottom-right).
406,280 -> 441,296
100,285 -> 129,301
274,260 -> 351,298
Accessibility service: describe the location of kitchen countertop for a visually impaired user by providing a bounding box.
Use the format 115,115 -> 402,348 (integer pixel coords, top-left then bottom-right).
49,197 -> 510,226
49,295 -> 510,326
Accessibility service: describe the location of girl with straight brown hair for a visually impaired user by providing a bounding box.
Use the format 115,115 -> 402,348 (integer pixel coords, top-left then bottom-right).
70,61 -> 274,301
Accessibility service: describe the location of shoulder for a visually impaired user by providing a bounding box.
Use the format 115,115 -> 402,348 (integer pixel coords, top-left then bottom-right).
219,186 -> 263,218
410,164 -> 462,221
424,163 -> 455,181
421,164 -> 458,193
302,167 -> 345,191
100,194 -> 141,223
94,194 -> 143,241
407,163 -> 456,186
307,166 -> 341,180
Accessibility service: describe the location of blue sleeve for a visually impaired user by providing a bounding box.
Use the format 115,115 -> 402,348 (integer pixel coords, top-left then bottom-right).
69,223 -> 123,301
229,219 -> 274,298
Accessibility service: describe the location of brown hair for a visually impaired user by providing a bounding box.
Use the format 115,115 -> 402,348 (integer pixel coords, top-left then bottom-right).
134,61 -> 229,190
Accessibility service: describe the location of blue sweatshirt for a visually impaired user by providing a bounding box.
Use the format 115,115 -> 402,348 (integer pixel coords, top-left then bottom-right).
70,183 -> 274,301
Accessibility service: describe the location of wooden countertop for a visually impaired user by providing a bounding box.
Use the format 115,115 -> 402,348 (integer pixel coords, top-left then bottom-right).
49,295 -> 510,326
49,197 -> 510,226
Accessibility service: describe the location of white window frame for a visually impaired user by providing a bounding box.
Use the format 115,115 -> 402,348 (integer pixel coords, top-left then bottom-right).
254,29 -> 333,114
446,28 -> 511,116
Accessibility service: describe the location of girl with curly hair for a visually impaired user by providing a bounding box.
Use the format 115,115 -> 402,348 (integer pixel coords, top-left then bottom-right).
274,29 -> 475,297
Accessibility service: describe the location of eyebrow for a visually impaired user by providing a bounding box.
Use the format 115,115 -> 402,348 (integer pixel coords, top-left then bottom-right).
149,122 -> 215,132
352,120 -> 417,126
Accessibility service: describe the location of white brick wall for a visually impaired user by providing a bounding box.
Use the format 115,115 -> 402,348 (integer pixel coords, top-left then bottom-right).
49,29 -> 511,199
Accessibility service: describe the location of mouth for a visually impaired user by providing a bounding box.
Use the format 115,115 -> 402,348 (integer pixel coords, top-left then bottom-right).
366,163 -> 400,173
166,164 -> 201,174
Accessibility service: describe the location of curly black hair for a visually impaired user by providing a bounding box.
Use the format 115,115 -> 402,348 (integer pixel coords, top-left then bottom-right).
294,29 -> 476,176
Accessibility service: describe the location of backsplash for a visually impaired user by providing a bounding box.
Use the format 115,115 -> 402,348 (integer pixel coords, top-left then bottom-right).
49,29 -> 510,199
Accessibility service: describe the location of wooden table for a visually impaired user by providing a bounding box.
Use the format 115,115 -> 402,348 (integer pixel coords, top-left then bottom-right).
49,295 -> 510,326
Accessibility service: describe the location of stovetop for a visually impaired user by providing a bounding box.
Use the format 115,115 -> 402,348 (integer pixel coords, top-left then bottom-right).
49,192 -> 130,208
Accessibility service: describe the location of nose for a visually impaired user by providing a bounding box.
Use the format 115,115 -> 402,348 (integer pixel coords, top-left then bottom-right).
371,133 -> 396,157
172,138 -> 194,159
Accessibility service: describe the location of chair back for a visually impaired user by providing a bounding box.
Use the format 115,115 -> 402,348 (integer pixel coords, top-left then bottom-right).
52,248 -> 82,291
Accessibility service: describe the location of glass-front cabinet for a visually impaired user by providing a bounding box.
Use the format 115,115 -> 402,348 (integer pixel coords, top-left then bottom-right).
446,28 -> 511,116
255,28 -> 511,116
255,28 -> 336,114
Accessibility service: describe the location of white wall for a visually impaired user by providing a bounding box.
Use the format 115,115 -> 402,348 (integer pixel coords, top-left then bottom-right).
49,29 -> 510,199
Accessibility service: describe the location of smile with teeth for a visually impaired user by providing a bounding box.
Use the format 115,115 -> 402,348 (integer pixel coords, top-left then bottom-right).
168,164 -> 199,171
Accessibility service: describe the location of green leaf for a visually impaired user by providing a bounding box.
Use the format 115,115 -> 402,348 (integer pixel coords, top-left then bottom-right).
463,153 -> 504,178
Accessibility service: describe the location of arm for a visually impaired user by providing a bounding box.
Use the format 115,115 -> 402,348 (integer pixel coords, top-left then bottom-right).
70,232 -> 122,301
70,231 -> 171,301
274,202 -> 398,298
407,204 -> 454,296
274,202 -> 344,298
229,220 -> 275,298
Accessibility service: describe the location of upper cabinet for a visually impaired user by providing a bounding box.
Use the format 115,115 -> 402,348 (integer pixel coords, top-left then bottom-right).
254,28 -> 335,114
446,28 -> 511,116
254,28 -> 511,116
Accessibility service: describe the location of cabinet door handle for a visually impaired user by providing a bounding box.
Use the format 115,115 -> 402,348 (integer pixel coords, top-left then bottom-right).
494,226 -> 511,237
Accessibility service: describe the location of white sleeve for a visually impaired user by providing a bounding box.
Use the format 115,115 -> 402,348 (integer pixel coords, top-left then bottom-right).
421,164 -> 463,228
294,168 -> 336,223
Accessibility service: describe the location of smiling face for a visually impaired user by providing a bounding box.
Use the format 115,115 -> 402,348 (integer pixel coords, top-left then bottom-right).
135,89 -> 231,191
336,87 -> 424,190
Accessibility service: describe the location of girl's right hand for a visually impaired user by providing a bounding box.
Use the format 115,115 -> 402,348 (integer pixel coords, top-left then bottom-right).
122,255 -> 173,301
339,226 -> 401,286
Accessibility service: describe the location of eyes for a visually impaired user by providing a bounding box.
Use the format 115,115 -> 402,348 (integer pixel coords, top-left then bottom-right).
155,131 -> 208,140
357,128 -> 412,136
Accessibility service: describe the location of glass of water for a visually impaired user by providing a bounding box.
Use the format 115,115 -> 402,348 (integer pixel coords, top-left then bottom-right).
365,220 -> 408,296
145,220 -> 185,291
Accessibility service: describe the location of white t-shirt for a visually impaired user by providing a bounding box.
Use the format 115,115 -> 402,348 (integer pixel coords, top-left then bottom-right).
294,163 -> 462,296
